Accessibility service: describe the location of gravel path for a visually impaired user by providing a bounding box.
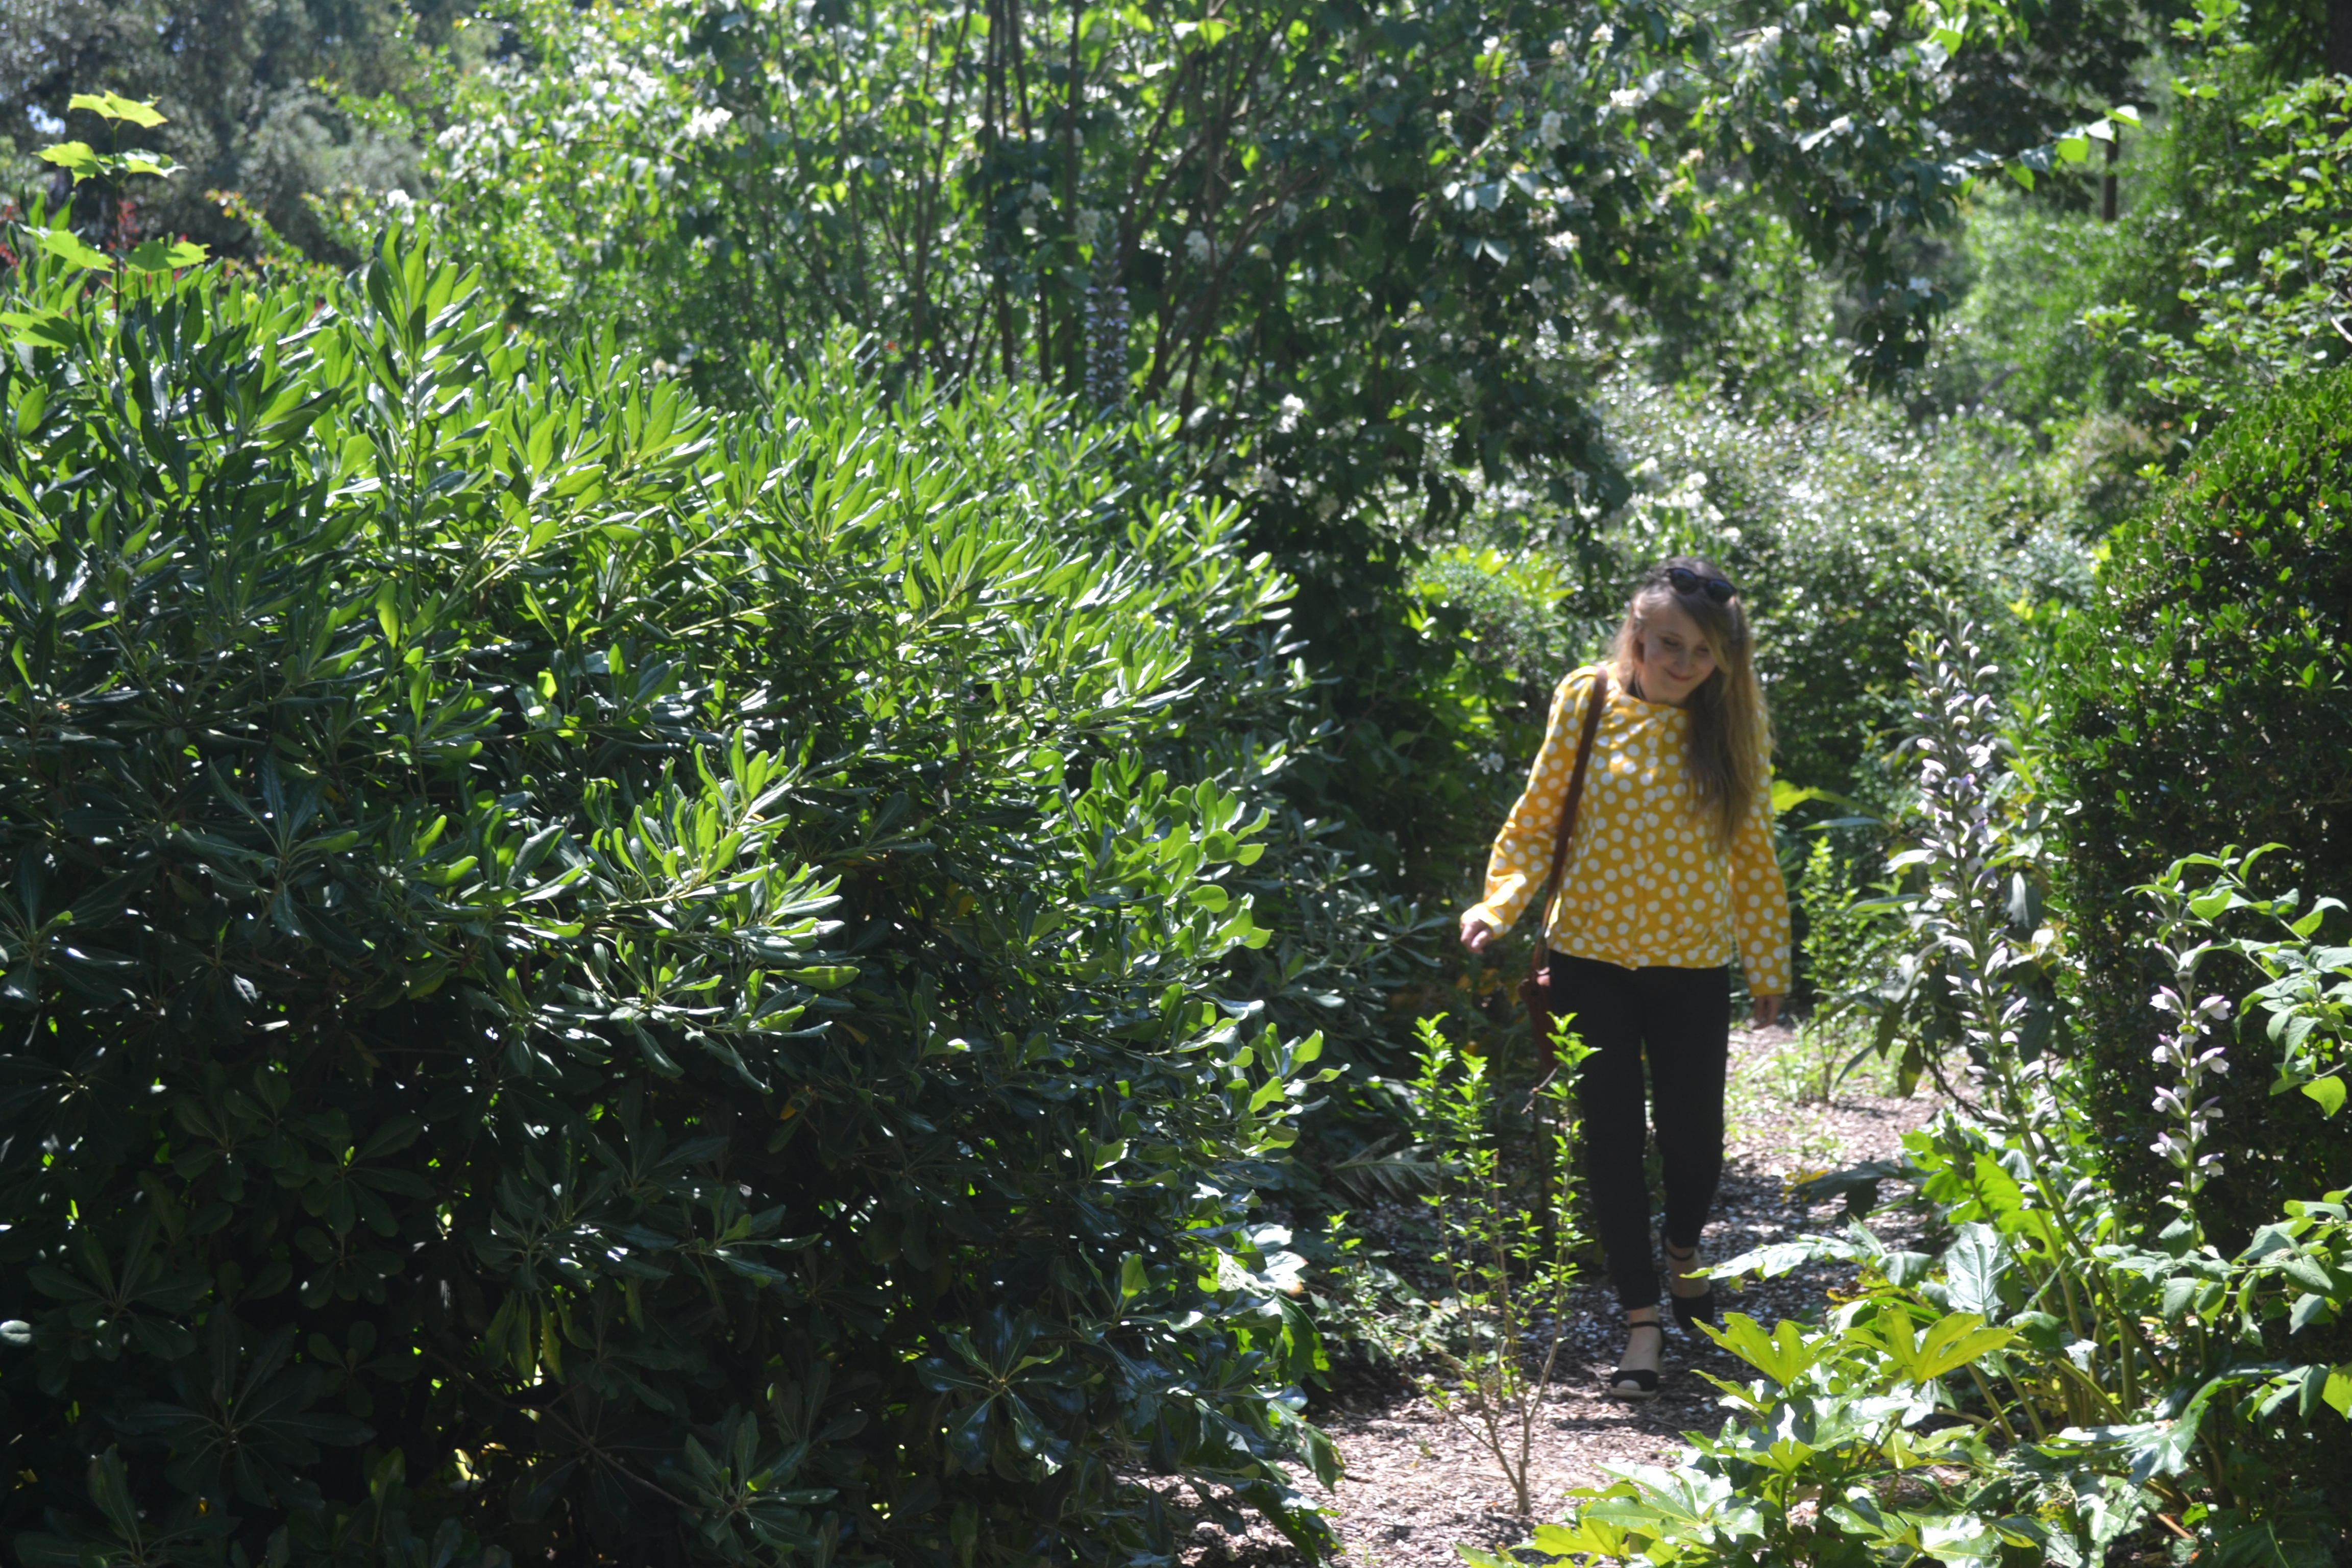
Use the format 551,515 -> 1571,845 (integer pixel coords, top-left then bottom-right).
1185,1023 -> 1940,1567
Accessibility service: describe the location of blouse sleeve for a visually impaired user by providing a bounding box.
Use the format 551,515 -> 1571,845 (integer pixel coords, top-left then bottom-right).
1727,725 -> 1792,995
1465,667 -> 1599,935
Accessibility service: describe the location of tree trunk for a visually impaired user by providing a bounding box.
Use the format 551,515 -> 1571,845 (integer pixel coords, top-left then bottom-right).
2333,0 -> 2352,78
1063,0 -> 1085,392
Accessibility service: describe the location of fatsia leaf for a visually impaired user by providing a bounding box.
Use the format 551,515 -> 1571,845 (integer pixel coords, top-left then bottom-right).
1585,1465 -> 1761,1542
1529,1516 -> 1644,1558
1905,1312 -> 2017,1384
1703,1312 -> 1823,1386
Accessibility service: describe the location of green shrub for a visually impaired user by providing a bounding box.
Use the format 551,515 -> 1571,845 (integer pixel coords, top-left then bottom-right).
2082,73 -> 2352,438
1938,185 -> 2174,434
1586,381 -> 2092,804
1406,1016 -> 1588,1518
0,230 -> 1346,1566
2054,365 -> 2352,1244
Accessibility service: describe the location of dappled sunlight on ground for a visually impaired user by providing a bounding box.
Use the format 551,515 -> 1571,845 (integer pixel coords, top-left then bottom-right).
1182,1024 -> 1940,1567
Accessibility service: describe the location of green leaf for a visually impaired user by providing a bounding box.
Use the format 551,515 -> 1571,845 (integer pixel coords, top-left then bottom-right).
2324,1365 -> 2352,1417
37,141 -> 98,176
122,238 -> 209,272
1585,1466 -> 1761,1543
1942,1223 -> 2012,1316
1705,1313 -> 1822,1386
2302,1075 -> 2346,1117
69,91 -> 167,127
1529,1517 -> 1642,1558
1900,1316 -> 2013,1382
1772,780 -> 1864,815
1,309 -> 80,351
37,229 -> 114,271
1968,1152 -> 2029,1224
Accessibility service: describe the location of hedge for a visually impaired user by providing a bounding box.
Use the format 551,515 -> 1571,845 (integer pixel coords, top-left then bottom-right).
2054,365 -> 2352,1245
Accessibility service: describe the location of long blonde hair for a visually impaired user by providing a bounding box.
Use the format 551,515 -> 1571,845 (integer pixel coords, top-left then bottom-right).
1608,556 -> 1766,849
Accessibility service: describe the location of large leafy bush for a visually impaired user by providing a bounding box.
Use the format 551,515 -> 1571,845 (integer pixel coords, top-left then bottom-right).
2054,365 -> 2352,1243
0,230 -> 1345,1566
1541,379 -> 2089,803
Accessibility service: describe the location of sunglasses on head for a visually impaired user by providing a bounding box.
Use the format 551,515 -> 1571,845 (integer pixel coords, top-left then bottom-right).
1663,566 -> 1739,604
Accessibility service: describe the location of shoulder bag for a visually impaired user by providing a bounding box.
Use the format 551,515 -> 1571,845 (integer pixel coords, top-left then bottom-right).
1517,666 -> 1608,1063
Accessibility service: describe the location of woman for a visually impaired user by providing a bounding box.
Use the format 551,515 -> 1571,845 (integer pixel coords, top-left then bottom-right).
1459,556 -> 1789,1400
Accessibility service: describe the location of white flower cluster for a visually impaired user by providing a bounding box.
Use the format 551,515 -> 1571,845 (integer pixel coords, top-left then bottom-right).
1016,182 -> 1053,234
1747,24 -> 1782,55
2149,986 -> 2233,1186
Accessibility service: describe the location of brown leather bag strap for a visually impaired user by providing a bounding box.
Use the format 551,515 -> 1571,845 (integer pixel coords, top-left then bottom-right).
1528,667 -> 1609,985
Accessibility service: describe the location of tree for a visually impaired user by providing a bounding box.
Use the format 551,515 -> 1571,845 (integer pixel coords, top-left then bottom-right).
0,0 -> 471,261
373,0 -> 2123,898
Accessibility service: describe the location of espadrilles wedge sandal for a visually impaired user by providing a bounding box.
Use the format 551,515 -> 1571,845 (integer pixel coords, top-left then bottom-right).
1607,1320 -> 1667,1401
1666,1242 -> 1717,1335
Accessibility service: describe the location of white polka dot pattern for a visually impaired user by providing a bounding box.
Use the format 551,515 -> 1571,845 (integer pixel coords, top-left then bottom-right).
1465,664 -> 1792,995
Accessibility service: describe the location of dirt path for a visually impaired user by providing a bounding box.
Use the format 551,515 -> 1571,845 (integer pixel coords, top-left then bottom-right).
1188,1024 -> 1940,1567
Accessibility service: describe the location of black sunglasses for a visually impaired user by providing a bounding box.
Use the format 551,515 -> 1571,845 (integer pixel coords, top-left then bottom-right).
1663,566 -> 1739,603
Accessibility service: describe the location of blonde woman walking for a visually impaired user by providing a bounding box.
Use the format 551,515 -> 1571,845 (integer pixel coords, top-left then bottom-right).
1459,557 -> 1790,1400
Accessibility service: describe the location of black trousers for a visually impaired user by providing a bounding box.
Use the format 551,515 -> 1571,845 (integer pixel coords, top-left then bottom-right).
1549,951 -> 1731,1312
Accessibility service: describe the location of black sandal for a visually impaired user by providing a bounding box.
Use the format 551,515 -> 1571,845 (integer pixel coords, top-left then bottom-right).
1606,1320 -> 1666,1401
1666,1243 -> 1717,1334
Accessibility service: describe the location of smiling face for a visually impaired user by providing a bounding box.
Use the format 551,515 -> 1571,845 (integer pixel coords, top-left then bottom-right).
1627,595 -> 1719,707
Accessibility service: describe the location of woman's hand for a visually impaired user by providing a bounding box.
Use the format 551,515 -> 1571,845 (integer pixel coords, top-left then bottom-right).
1460,915 -> 1496,954
1750,994 -> 1783,1029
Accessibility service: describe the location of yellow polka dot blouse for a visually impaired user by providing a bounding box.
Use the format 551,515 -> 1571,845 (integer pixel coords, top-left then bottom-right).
1466,663 -> 1792,994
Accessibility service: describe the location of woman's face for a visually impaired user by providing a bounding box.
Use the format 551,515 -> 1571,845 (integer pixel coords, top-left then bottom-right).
1630,597 -> 1718,706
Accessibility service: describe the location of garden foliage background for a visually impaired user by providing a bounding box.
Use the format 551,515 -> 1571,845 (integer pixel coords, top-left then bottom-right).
5,0 -> 2352,1563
